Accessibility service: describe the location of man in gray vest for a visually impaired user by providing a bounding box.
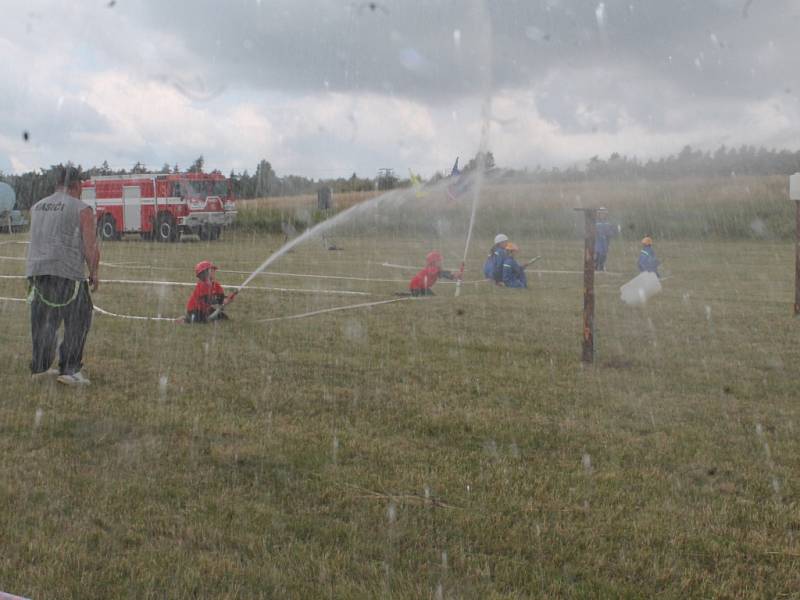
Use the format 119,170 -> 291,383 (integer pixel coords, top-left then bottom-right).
27,165 -> 100,385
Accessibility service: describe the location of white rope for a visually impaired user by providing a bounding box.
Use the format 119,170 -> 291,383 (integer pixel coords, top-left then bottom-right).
0,294 -> 180,320
220,269 -> 406,284
0,254 -> 474,286
0,275 -> 370,296
528,269 -> 623,276
375,261 -> 417,270
259,297 -> 416,323
92,304 -> 179,322
0,256 -> 420,285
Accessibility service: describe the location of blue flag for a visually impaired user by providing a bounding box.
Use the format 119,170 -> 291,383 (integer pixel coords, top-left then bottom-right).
450,157 -> 460,176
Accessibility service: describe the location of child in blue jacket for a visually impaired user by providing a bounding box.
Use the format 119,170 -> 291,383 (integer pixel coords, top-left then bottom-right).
502,243 -> 528,288
594,207 -> 619,271
638,236 -> 660,277
483,233 -> 509,284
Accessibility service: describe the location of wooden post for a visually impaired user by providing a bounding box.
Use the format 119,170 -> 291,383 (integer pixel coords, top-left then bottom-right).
795,200 -> 800,315
575,208 -> 598,363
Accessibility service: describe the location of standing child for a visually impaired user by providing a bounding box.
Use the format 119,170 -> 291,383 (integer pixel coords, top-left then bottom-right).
408,251 -> 459,296
185,260 -> 234,323
637,237 -> 660,277
501,243 -> 528,288
594,207 -> 619,272
483,233 -> 510,284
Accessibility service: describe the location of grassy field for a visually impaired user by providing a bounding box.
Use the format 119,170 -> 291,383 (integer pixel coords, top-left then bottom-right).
233,175 -> 793,241
1,181 -> 800,598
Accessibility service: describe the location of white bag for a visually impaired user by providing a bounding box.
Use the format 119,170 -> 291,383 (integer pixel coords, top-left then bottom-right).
620,272 -> 662,306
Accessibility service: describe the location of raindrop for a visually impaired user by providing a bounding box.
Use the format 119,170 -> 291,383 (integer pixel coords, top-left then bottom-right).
595,2 -> 606,29
581,453 -> 592,473
34,408 -> 43,429
484,439 -> 498,457
399,47 -> 426,72
750,218 -> 767,236
387,502 -> 396,524
158,375 -> 168,399
453,29 -> 461,47
332,435 -> 339,464
525,25 -> 543,41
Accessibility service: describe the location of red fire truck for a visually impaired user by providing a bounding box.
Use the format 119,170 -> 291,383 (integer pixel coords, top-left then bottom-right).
81,171 -> 236,242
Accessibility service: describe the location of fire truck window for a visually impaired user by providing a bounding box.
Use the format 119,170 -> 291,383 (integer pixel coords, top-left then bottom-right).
171,183 -> 181,197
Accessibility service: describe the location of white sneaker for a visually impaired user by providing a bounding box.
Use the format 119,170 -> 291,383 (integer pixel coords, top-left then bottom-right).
57,371 -> 91,386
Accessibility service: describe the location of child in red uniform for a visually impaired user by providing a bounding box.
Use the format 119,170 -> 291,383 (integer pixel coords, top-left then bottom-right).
408,251 -> 459,296
185,260 -> 234,323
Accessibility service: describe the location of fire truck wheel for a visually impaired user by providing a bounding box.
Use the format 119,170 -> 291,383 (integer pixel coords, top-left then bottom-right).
98,215 -> 118,241
156,213 -> 177,242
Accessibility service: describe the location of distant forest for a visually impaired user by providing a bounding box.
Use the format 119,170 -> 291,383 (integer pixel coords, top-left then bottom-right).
3,144 -> 800,210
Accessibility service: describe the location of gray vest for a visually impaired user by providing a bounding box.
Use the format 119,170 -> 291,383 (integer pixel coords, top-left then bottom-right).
26,190 -> 91,280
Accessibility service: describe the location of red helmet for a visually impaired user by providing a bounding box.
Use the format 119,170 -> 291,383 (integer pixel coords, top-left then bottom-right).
195,260 -> 218,276
426,251 -> 443,264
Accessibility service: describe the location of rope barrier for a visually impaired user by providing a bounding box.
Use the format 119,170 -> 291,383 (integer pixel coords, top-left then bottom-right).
0,275 -> 370,296
259,297 -> 416,323
0,255 -> 471,285
92,304 -> 179,322
0,294 -> 180,321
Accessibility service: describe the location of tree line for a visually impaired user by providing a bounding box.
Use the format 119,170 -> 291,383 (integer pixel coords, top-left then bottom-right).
511,144 -> 800,183
3,145 -> 800,210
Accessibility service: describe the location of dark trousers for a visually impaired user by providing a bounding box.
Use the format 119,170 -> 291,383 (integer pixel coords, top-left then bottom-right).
29,276 -> 93,375
594,252 -> 607,271
186,309 -> 228,324
410,288 -> 435,297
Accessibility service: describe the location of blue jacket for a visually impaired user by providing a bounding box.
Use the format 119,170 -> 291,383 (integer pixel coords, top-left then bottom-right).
595,221 -> 618,255
502,256 -> 528,288
483,246 -> 507,282
638,246 -> 660,274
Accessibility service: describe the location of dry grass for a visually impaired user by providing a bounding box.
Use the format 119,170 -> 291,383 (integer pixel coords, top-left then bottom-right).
236,190 -> 381,211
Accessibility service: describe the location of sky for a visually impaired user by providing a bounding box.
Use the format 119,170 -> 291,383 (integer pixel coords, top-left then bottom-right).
1,0 -> 799,179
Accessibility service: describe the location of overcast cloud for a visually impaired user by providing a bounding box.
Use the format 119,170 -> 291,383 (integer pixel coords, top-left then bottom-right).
1,0 -> 799,178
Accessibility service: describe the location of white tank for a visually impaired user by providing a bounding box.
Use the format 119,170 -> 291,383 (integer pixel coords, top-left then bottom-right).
620,272 -> 662,306
0,181 -> 15,215
790,173 -> 800,200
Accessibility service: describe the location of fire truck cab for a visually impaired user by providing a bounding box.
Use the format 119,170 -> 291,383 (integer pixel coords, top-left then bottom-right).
81,171 -> 236,242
